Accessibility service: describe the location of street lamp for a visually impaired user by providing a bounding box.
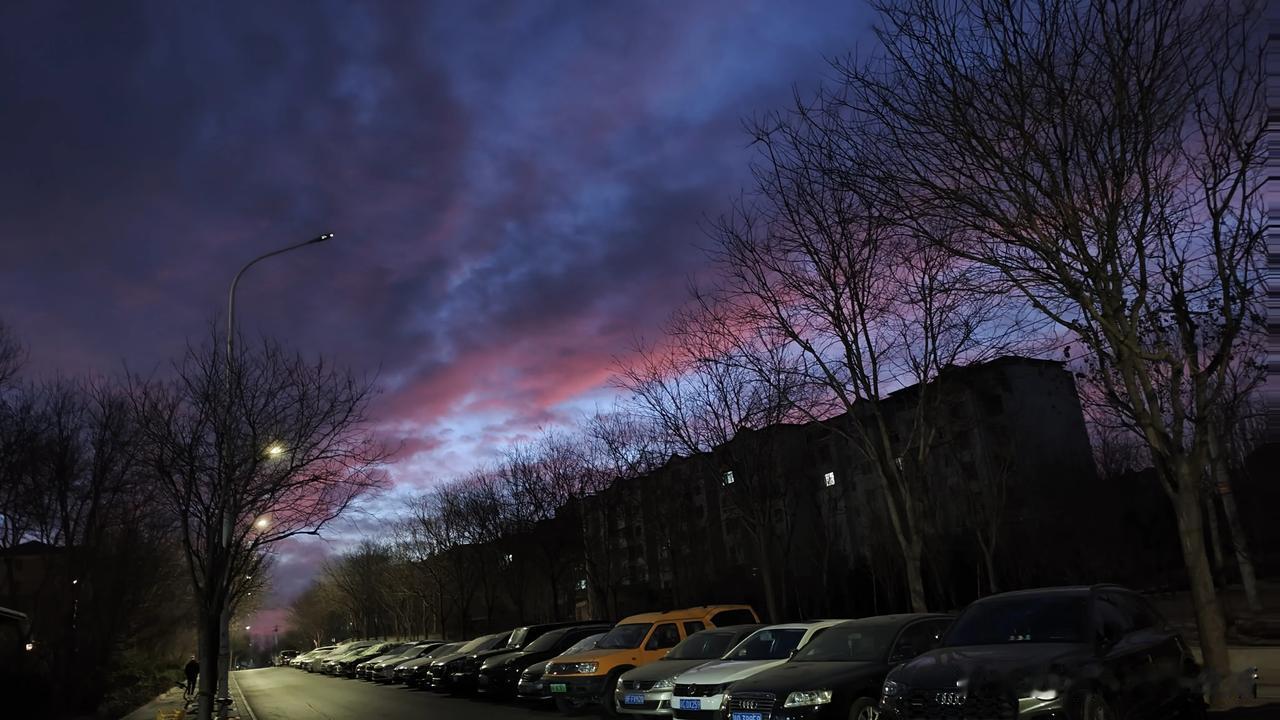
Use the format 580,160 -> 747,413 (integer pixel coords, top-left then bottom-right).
216,232 -> 332,715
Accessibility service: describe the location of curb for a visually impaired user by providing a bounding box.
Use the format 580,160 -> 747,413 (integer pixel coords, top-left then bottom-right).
228,673 -> 256,720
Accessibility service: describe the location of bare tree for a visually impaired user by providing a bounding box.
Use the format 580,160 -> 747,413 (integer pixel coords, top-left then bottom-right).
0,320 -> 23,392
613,306 -> 810,621
132,332 -> 388,719
699,99 -> 1032,611
840,0 -> 1263,702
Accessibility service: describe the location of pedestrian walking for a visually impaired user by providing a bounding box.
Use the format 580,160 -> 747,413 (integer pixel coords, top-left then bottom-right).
183,655 -> 199,700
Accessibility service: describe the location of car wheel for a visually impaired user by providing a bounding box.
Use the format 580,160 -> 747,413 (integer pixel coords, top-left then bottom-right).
849,696 -> 880,720
1075,691 -> 1117,720
599,671 -> 625,717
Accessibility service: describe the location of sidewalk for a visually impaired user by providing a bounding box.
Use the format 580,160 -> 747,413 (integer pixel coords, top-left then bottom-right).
120,676 -> 249,720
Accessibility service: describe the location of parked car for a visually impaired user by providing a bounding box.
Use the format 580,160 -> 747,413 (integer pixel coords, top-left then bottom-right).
615,624 -> 763,717
546,604 -> 760,714
338,641 -> 403,677
301,645 -> 342,672
668,621 -> 847,719
429,631 -> 512,692
368,642 -> 443,682
395,642 -> 464,687
320,641 -> 377,674
520,632 -> 607,701
276,649 -> 298,666
451,621 -> 609,695
480,624 -> 614,697
723,614 -> 951,720
879,585 -> 1204,720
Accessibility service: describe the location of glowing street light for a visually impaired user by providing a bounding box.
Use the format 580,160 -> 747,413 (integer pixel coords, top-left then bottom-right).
254,516 -> 270,531
266,443 -> 285,458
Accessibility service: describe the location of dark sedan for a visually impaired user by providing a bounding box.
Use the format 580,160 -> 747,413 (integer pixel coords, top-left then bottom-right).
393,642 -> 463,687
724,614 -> 952,720
450,621 -> 609,695
479,623 -> 614,697
879,585 -> 1205,720
428,631 -> 511,692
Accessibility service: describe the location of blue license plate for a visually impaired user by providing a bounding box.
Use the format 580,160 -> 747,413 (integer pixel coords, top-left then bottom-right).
731,714 -> 763,720
680,698 -> 702,711
623,693 -> 645,705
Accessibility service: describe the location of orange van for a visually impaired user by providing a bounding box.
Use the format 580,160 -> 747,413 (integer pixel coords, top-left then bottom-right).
545,605 -> 758,713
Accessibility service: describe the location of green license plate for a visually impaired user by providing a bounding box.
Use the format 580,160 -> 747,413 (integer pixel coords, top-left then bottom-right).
550,683 -> 568,693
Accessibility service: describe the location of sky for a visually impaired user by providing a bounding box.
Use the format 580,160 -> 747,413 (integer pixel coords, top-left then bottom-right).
0,0 -> 876,637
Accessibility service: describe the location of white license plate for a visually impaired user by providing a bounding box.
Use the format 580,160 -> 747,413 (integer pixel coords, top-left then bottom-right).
680,698 -> 702,711
623,693 -> 645,705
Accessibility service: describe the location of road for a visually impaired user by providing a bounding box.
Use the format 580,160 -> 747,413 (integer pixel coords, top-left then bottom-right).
234,667 -> 567,720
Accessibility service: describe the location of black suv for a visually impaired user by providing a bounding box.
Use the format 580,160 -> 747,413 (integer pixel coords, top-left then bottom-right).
879,585 -> 1204,720
723,614 -> 951,720
478,622 -> 614,697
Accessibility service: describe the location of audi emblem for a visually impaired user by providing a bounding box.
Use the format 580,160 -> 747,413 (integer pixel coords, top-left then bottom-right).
935,692 -> 965,706
739,699 -> 757,710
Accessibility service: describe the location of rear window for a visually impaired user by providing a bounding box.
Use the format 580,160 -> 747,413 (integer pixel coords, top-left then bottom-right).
508,627 -> 530,648
596,623 -> 653,649
710,609 -> 757,626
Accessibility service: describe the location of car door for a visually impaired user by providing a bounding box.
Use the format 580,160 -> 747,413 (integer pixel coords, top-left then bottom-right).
1117,591 -> 1187,716
1094,592 -> 1149,718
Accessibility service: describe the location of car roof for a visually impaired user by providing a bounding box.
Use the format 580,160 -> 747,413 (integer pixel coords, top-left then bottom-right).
826,613 -> 953,629
751,620 -> 846,632
972,586 -> 1102,602
618,604 -> 755,624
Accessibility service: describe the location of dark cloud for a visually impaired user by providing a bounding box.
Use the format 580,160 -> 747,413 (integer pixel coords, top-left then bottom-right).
1,0 -> 875,622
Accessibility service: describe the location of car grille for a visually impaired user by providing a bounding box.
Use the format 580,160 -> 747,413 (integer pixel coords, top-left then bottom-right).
725,692 -> 776,714
901,688 -> 1016,720
621,679 -> 658,691
674,683 -> 724,697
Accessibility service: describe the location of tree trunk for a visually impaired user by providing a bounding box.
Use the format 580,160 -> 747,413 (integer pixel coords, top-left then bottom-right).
1218,486 -> 1259,613
1203,491 -> 1226,587
903,540 -> 927,613
196,603 -> 223,720
978,533 -> 999,594
1173,470 -> 1234,708
756,535 -> 780,623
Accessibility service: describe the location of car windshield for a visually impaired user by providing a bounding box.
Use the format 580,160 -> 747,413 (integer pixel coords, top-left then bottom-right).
429,643 -> 461,657
792,624 -> 897,662
524,629 -> 570,653
666,632 -> 738,660
456,635 -> 495,654
508,627 -> 530,648
596,623 -> 653,650
564,633 -> 604,654
728,629 -> 808,661
946,595 -> 1090,646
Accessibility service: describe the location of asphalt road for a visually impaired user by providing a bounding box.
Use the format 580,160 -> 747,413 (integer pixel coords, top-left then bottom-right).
234,667 -> 567,720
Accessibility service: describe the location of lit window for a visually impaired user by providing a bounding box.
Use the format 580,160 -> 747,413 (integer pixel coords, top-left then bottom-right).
576,579 -> 587,591
503,553 -> 513,563
824,471 -> 836,487
722,471 -> 735,485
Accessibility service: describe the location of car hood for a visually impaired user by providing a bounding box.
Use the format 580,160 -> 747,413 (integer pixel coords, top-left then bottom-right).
728,661 -> 885,695
430,651 -> 469,667
483,648 -> 554,671
675,659 -> 788,685
620,659 -> 715,683
550,648 -> 618,665
471,648 -> 521,664
398,656 -> 435,670
892,644 -> 1092,690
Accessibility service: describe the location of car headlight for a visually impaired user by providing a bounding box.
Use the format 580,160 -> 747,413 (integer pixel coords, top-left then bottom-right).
574,662 -> 598,674
651,677 -> 675,690
882,679 -> 901,699
783,690 -> 833,708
